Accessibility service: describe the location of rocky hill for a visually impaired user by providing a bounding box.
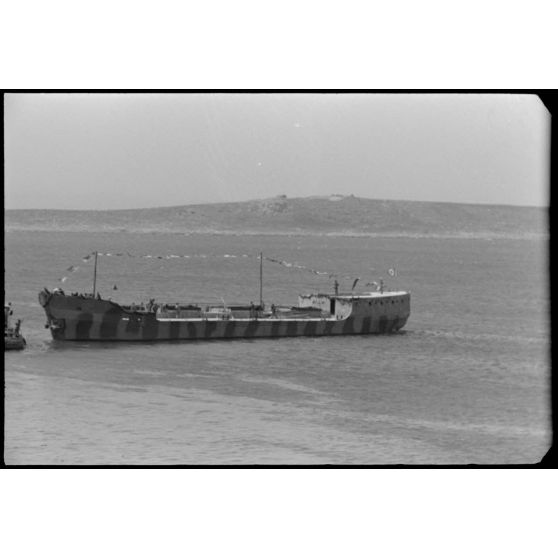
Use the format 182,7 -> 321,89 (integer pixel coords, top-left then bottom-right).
4,195 -> 548,238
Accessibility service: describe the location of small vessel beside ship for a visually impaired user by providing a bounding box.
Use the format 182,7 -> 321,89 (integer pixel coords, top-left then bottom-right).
4,303 -> 26,350
38,251 -> 410,342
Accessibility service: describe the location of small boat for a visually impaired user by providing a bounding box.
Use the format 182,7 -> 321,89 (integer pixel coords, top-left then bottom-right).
39,252 -> 410,342
4,304 -> 26,350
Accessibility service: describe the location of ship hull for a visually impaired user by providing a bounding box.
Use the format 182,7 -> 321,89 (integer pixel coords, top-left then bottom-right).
39,290 -> 410,342
5,334 -> 26,350
4,304 -> 26,350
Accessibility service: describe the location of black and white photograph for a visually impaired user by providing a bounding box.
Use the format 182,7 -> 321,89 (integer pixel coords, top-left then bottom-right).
4,92 -> 551,465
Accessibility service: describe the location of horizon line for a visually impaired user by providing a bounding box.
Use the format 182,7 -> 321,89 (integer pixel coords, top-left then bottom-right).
4,194 -> 549,212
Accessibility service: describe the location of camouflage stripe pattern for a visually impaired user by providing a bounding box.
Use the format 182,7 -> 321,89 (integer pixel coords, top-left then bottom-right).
39,290 -> 410,341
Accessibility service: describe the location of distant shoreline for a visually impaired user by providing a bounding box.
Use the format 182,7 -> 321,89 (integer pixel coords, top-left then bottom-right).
4,193 -> 548,212
5,196 -> 547,240
4,226 -> 547,241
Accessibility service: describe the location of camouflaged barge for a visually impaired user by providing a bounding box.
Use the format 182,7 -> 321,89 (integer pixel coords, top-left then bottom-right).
39,288 -> 410,342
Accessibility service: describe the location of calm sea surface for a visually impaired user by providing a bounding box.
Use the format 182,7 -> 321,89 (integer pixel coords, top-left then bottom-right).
4,230 -> 550,464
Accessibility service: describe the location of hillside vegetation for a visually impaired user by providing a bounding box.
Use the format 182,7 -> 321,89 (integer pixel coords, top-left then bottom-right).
5,195 -> 547,238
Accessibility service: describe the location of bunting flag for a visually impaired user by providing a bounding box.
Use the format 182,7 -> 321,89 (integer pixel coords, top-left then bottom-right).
61,251 -> 386,291
262,255 -> 336,278
87,251 -> 338,277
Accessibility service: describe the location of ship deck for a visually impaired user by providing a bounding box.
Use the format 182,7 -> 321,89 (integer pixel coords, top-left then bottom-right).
155,316 -> 337,322
325,291 -> 409,298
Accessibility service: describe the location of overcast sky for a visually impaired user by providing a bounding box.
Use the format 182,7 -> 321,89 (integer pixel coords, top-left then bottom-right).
4,93 -> 550,210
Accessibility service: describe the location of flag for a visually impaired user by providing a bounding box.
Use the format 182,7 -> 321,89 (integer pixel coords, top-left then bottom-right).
352,278 -> 360,290
388,268 -> 397,277
82,254 -> 92,262
59,276 -> 68,283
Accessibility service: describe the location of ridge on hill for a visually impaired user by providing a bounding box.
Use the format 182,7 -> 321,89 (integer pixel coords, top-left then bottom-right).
4,195 -> 547,238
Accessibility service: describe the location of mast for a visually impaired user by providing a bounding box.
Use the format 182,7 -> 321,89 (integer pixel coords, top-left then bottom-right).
93,251 -> 98,297
259,252 -> 263,308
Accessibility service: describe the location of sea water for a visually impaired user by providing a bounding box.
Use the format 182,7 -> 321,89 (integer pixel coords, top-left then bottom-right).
4,230 -> 550,464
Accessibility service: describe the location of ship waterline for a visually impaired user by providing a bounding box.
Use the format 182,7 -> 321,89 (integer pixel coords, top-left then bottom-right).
39,289 -> 411,341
